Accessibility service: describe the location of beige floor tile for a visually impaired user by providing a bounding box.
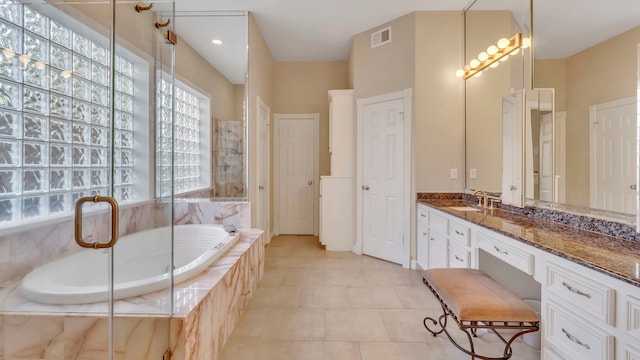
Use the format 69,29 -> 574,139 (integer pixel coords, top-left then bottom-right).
228,307 -> 270,340
325,268 -> 370,286
290,341 -> 361,360
325,309 -> 389,341
219,339 -> 292,360
348,286 -> 403,309
393,285 -> 442,309
221,236 -> 541,360
261,309 -> 326,341
359,341 -> 433,360
379,309 -> 437,342
248,285 -> 301,308
363,268 -> 417,286
300,285 -> 350,308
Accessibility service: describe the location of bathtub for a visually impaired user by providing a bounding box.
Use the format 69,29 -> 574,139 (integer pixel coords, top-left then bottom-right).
20,224 -> 239,305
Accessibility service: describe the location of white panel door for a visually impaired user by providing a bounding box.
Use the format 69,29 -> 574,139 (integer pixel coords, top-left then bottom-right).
277,116 -> 316,234
362,98 -> 404,264
590,98 -> 637,214
539,113 -> 553,202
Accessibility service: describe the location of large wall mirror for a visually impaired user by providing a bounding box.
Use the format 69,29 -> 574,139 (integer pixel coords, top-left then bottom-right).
465,0 -> 640,226
533,1 -> 640,221
173,11 -> 248,199
464,0 -> 531,195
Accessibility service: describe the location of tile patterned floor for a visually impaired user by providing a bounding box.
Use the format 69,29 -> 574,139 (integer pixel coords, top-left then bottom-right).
220,235 -> 541,360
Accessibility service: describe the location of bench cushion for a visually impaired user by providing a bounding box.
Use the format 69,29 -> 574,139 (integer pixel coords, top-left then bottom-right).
423,268 -> 539,323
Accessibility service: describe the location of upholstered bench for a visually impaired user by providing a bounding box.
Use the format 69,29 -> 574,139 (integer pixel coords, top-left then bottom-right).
422,268 -> 539,360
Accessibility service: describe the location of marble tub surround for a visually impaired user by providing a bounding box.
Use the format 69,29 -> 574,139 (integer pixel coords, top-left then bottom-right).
0,229 -> 265,360
164,199 -> 251,229
418,197 -> 640,288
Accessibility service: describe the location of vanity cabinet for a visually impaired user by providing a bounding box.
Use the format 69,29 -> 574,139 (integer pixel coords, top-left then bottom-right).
415,202 -> 640,360
416,204 -> 473,270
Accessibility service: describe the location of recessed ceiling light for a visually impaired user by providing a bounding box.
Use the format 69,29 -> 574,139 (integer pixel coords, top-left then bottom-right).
211,39 -> 223,45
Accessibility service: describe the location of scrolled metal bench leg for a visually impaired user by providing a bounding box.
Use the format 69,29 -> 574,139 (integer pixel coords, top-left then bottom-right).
423,302 -> 449,336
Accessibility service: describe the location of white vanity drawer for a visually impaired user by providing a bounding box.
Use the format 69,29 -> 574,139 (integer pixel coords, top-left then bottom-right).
428,210 -> 448,234
476,232 -> 534,275
626,295 -> 640,341
546,301 -> 614,360
449,242 -> 470,268
417,204 -> 429,225
449,219 -> 471,247
546,263 -> 615,325
543,348 -> 565,360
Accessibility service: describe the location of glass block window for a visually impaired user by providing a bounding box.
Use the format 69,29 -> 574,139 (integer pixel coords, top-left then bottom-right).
0,1 -> 137,224
157,78 -> 203,196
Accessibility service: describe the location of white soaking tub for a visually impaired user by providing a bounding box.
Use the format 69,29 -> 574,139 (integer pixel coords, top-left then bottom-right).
20,224 -> 239,305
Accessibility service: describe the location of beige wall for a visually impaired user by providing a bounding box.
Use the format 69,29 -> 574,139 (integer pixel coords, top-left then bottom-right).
350,11 -> 465,260
414,11 -> 465,193
248,13 -> 275,227
272,61 -> 349,177
535,26 -> 640,207
534,59 -> 566,111
351,13 -> 416,100
464,11 -> 524,193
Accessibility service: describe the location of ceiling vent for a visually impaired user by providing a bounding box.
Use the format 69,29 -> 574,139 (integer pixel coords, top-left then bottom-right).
371,27 -> 391,48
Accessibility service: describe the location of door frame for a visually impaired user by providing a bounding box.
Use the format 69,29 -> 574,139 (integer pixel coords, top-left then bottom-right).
257,96 -> 271,243
355,89 -> 412,268
273,113 -> 320,236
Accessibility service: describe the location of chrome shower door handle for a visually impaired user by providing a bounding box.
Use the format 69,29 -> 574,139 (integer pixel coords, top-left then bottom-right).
74,196 -> 120,249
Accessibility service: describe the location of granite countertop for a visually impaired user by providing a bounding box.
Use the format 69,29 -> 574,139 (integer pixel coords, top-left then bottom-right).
417,197 -> 640,288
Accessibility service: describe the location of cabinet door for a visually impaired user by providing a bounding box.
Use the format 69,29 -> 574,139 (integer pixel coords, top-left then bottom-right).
417,222 -> 429,269
427,229 -> 448,269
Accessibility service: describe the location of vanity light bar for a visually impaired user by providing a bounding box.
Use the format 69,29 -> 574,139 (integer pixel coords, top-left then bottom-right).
457,33 -> 522,79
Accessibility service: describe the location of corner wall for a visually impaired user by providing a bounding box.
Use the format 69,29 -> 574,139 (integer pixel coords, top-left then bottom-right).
272,61 -> 349,177
248,13 -> 275,227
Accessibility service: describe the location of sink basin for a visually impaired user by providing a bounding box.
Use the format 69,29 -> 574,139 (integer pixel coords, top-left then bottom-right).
448,206 -> 481,212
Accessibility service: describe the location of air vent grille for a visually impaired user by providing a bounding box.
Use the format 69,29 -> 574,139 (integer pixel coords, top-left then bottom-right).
371,27 -> 391,48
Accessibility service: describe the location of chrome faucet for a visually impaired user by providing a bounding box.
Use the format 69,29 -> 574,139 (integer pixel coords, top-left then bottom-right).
472,189 -> 488,209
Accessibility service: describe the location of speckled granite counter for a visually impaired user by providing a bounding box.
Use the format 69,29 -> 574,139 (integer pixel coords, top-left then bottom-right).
417,196 -> 640,288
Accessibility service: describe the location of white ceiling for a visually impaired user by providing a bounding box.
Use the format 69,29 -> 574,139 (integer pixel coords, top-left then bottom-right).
173,0 -> 640,83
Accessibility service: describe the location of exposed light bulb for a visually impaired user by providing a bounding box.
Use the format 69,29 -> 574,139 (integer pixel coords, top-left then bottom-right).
472,71 -> 482,78
486,45 -> 498,56
478,52 -> 488,61
2,48 -> 15,59
497,37 -> 510,49
60,70 -> 71,79
511,48 -> 520,55
35,61 -> 45,70
522,37 -> 531,48
490,62 -> 499,69
211,39 -> 223,45
18,54 -> 31,64
455,69 -> 465,78
500,54 -> 510,62
463,65 -> 471,72
469,59 -> 480,69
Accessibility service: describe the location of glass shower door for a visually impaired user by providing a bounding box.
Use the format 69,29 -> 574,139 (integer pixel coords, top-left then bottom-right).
0,0 -> 174,358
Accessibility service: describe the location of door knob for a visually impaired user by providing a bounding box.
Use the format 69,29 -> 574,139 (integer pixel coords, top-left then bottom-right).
362,185 -> 370,191
631,184 -> 637,190
308,180 -> 313,186
258,185 -> 264,190
510,185 -> 518,191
